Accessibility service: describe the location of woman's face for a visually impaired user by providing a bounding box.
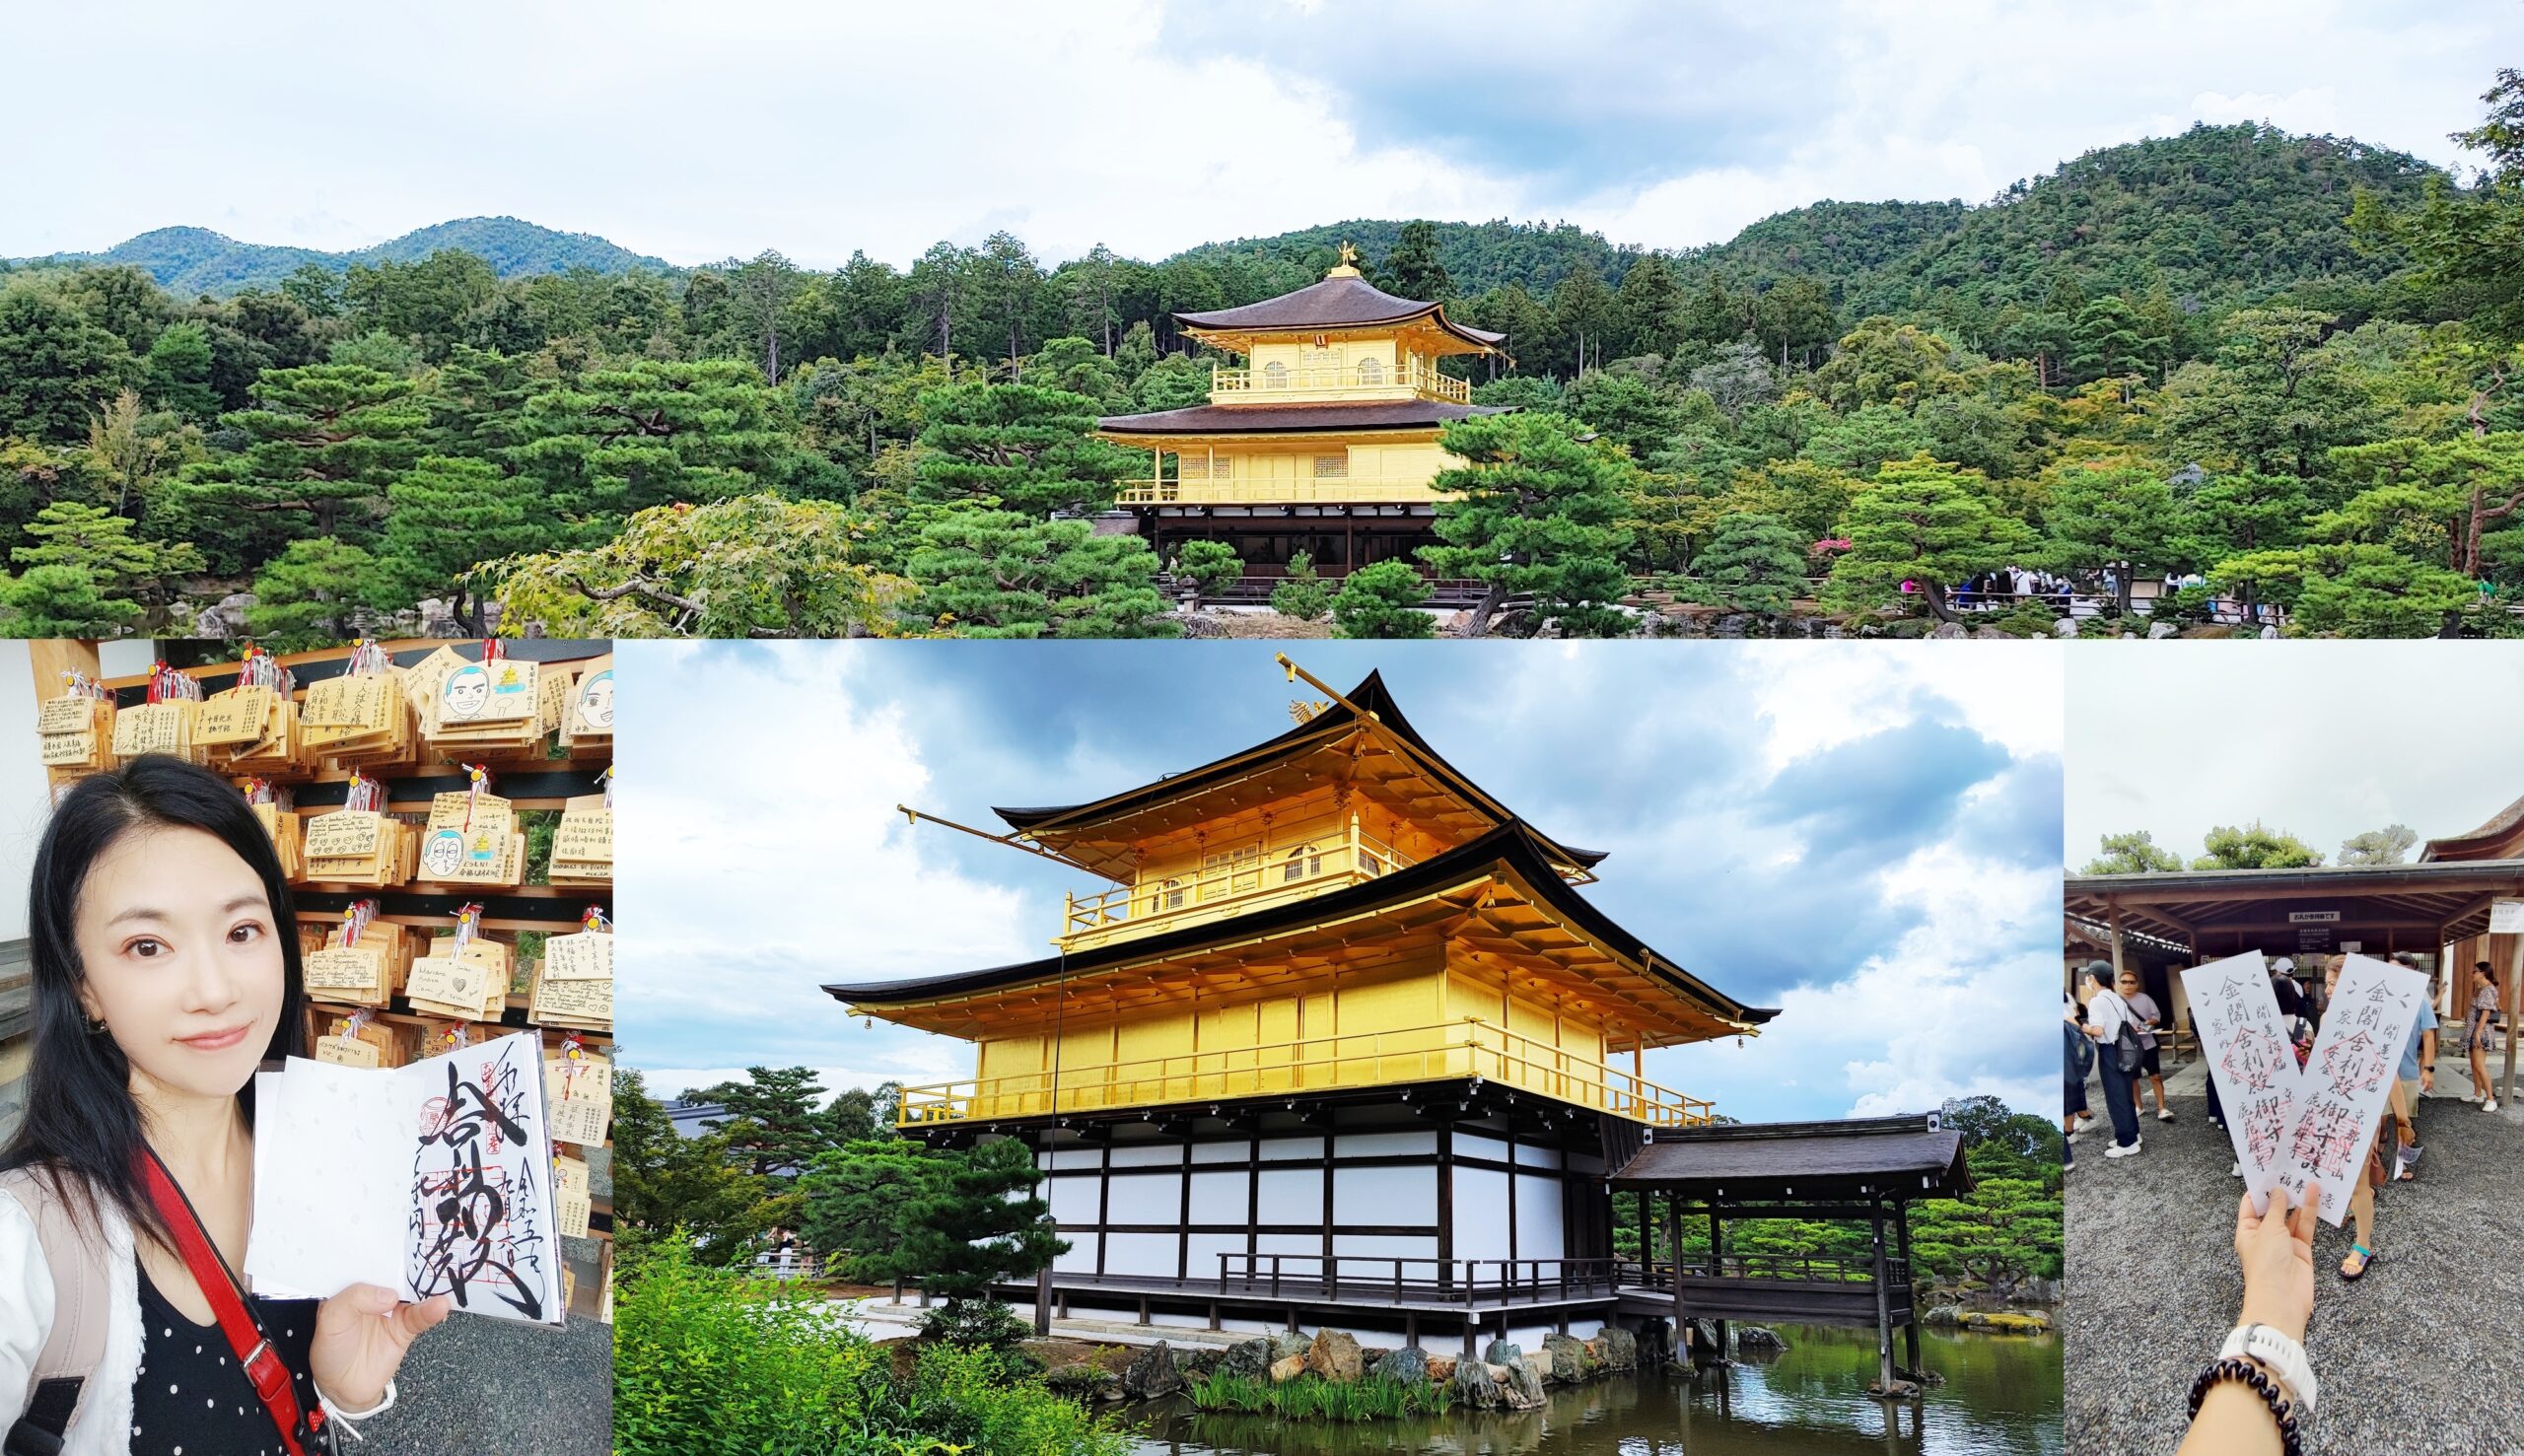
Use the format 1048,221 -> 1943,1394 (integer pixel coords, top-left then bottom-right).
72,824 -> 284,1105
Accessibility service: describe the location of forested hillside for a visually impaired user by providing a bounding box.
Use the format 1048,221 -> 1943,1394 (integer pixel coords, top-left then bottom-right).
0,88 -> 2517,642
13,217 -> 674,297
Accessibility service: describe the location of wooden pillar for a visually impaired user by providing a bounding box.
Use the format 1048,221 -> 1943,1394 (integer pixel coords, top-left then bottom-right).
1710,1208 -> 1727,1359
1895,1201 -> 1921,1376
26,640 -> 101,703
1663,1193 -> 1685,1352
1868,1196 -> 1895,1393
1032,1266 -> 1050,1334
2108,904 -> 2126,978
2502,910 -> 2522,1106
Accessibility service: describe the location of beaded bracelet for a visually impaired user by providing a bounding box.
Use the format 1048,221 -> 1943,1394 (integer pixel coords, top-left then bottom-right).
2186,1355 -> 2302,1456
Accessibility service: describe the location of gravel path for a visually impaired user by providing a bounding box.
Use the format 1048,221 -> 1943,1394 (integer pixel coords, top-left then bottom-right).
2065,1052 -> 2524,1456
355,1311 -> 613,1455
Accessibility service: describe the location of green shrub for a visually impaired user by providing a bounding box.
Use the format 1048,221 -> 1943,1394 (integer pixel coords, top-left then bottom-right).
1270,550 -> 1330,621
614,1240 -> 1125,1456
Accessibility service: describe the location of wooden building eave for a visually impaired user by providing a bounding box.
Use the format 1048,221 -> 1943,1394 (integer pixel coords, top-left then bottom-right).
827,822 -> 1777,1045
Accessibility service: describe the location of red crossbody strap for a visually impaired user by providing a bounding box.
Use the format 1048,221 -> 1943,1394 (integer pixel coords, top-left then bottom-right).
134,1150 -> 324,1456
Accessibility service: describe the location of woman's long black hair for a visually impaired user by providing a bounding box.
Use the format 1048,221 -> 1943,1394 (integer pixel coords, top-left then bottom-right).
0,754 -> 306,1249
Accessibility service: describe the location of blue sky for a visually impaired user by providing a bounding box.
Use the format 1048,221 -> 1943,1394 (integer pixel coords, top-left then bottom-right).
617,641 -> 2063,1124
6,2 -> 2512,266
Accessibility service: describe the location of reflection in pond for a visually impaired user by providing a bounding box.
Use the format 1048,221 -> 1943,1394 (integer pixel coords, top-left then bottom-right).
1127,1324 -> 2061,1456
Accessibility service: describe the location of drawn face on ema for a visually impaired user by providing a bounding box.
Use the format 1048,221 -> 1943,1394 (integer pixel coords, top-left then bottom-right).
576,670 -> 613,729
422,830 -> 465,878
72,824 -> 285,1104
443,665 -> 492,721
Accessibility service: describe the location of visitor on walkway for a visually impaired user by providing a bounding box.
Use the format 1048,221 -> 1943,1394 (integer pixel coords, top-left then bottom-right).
2388,966 -> 2437,1180
2065,990 -> 2095,1172
2072,962 -> 2142,1157
2322,960 -> 2401,1279
2177,1183 -> 2321,1456
2119,968 -> 2176,1123
2469,961 -> 2500,1113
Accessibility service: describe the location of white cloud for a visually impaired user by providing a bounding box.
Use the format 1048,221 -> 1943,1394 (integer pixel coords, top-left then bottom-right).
1665,843 -> 2061,1119
617,643 -> 1037,1054
2,2 -> 2504,264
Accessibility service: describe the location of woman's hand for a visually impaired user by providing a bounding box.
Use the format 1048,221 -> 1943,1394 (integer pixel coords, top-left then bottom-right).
309,1283 -> 453,1412
2233,1184 -> 2319,1344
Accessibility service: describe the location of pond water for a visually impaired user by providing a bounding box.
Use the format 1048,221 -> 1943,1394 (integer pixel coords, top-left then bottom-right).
1125,1324 -> 2062,1456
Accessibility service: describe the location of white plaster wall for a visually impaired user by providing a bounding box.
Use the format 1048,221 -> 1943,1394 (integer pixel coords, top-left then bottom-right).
1454,1132 -> 1508,1164
1452,1167 -> 1510,1260
1102,1232 -> 1179,1277
1053,1232 -> 1100,1273
1259,1136 -> 1324,1161
1329,1234 -> 1437,1264
1333,1162 -> 1434,1224
1109,1144 -> 1184,1168
1106,1171 -> 1183,1223
1188,1170 -> 1247,1222
1185,1232 -> 1247,1281
1045,1147 -> 1103,1171
1047,1176 -> 1101,1224
1256,1167 -> 1321,1222
1513,1142 -> 1561,1169
1336,1129 -> 1437,1157
1513,1171 -> 1566,1258
1190,1141 -> 1249,1164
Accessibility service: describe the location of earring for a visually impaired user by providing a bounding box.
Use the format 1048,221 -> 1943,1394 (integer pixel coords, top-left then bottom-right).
83,1013 -> 107,1035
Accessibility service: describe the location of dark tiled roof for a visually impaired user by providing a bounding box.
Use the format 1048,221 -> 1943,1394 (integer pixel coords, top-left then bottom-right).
1609,1116 -> 1973,1201
991,670 -> 1606,867
1176,275 -> 1506,345
1098,400 -> 1507,435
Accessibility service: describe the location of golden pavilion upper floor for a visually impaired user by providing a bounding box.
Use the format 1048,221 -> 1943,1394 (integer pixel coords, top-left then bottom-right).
826,670 -> 1777,1137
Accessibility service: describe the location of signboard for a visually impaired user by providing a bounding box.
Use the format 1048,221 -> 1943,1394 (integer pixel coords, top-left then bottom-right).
2287,911 -> 2340,924
2490,899 -> 2524,936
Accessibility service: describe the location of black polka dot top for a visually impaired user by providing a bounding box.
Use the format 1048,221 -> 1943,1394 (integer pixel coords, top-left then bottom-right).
127,1263 -> 320,1456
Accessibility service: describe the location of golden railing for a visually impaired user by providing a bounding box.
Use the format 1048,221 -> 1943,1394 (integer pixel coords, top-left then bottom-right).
896,1017 -> 1718,1128
1210,362 -> 1472,405
1059,832 -> 1412,949
1115,474 -> 1447,507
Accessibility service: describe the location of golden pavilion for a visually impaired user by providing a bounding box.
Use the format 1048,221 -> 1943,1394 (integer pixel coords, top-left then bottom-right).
1095,246 -> 1509,596
825,661 -> 1786,1353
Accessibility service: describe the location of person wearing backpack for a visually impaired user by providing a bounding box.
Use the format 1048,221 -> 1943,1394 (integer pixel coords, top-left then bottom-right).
2074,962 -> 2144,1158
2,757 -> 450,1456
2064,990 -> 2096,1172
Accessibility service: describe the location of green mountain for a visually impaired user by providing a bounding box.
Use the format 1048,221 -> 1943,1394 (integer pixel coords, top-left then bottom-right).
1177,124 -> 2447,315
27,216 -> 675,297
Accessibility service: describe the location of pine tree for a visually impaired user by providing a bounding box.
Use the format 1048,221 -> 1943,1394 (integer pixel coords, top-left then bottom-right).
11,501 -> 200,611
1822,452 -> 2036,622
165,363 -> 427,572
141,321 -> 219,421
1330,560 -> 1437,639
0,565 -> 142,637
1270,549 -> 1331,621
896,1139 -> 1065,1345
1381,220 -> 1453,302
1423,411 -> 1636,637
245,536 -> 400,650
1686,512 -> 1808,615
2078,831 -> 2185,875
909,511 -> 1175,638
910,381 -> 1141,518
717,1067 -> 838,1181
380,455 -> 555,621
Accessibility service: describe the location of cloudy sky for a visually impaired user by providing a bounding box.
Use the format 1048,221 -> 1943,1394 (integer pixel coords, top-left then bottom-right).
617,641 -> 2063,1124
2065,644 -> 2524,871
7,2 -> 2513,267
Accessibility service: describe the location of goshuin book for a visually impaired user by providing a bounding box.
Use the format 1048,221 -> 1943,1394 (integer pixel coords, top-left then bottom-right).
247,1030 -> 565,1324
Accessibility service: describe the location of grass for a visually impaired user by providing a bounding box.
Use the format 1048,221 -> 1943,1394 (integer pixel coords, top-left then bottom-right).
1184,1371 -> 1452,1421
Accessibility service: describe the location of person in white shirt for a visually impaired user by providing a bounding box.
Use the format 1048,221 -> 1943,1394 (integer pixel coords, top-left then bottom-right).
2119,969 -> 2176,1123
2071,962 -> 2143,1156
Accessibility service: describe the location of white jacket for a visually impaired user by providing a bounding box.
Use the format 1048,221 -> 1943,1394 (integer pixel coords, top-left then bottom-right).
1,1175 -> 390,1454
0,1179 -> 140,1456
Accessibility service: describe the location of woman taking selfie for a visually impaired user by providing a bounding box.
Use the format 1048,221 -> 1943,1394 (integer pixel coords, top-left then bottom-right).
1,756 -> 449,1456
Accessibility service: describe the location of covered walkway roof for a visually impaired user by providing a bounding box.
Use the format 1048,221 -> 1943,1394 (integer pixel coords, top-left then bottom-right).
1609,1114 -> 1972,1205
2063,860 -> 2524,954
